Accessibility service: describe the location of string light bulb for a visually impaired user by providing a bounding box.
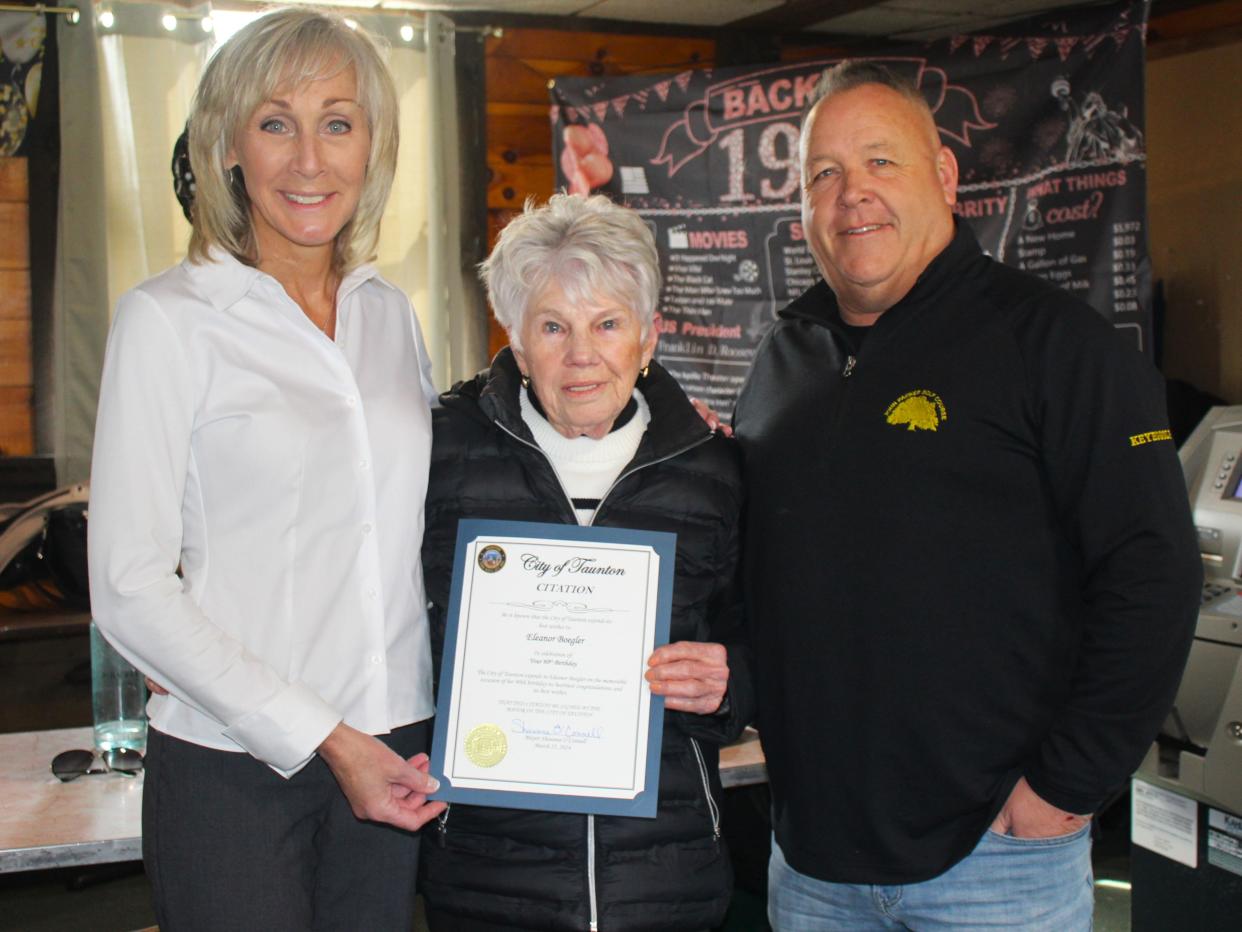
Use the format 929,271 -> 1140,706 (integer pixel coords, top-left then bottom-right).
201,16 -> 214,33
161,13 -> 178,32
399,23 -> 415,43
98,8 -> 115,29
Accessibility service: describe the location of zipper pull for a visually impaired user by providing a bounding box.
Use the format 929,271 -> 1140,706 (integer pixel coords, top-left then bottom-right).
842,355 -> 857,378
435,809 -> 449,848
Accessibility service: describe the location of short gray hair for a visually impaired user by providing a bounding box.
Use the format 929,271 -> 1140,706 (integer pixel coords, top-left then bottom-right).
801,60 -> 934,134
481,194 -> 660,351
187,7 -> 398,275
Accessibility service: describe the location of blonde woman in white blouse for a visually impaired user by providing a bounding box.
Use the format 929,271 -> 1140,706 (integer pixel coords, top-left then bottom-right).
87,10 -> 443,929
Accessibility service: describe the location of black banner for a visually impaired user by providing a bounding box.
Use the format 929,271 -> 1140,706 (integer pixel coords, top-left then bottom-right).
552,1 -> 1151,416
0,12 -> 48,157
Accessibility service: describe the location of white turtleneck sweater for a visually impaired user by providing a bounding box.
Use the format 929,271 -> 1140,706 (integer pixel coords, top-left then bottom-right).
519,389 -> 651,525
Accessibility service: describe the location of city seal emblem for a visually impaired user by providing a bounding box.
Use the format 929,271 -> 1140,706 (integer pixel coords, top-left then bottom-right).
464,724 -> 508,767
477,544 -> 506,573
884,390 -> 947,432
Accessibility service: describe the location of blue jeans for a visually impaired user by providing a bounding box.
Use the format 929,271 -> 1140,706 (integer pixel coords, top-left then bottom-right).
768,824 -> 1094,931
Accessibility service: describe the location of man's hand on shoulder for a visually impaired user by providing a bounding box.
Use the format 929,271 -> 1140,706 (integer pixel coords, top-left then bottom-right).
689,397 -> 733,437
318,722 -> 446,832
990,776 -> 1091,839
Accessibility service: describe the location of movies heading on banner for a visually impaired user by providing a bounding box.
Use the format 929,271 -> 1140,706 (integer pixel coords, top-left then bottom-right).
551,0 -> 1151,416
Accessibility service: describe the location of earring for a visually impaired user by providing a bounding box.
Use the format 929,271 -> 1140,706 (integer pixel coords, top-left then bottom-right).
639,365 -> 650,379
520,374 -> 531,389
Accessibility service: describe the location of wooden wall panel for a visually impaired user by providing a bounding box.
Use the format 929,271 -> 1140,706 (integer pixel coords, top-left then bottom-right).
1149,0 -> 1242,58
0,159 -> 25,199
1147,37 -> 1242,403
489,111 -> 556,154
0,386 -> 33,456
486,108 -> 555,211
486,57 -> 590,103
0,320 -> 32,384
0,270 -> 29,320
486,30 -> 712,69
0,204 -> 29,270
0,157 -> 33,455
488,161 -> 556,210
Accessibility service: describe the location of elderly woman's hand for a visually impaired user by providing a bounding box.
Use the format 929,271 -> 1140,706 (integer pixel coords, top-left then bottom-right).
645,641 -> 729,715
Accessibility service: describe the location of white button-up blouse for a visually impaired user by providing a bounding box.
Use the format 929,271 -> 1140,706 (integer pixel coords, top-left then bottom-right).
88,249 -> 436,775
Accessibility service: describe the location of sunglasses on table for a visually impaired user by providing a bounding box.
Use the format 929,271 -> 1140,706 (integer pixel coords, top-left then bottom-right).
50,747 -> 144,782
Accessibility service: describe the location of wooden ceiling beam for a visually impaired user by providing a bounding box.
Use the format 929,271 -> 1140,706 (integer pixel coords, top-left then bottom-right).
726,0 -> 888,30
1148,0 -> 1242,56
1149,0 -> 1242,39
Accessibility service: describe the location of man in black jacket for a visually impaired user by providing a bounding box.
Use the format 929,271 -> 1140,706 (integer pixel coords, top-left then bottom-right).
733,60 -> 1201,929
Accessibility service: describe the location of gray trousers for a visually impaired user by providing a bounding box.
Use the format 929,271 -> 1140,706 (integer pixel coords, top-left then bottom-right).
143,721 -> 429,932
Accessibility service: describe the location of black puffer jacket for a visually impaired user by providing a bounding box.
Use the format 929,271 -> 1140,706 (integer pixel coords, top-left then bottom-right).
420,349 -> 753,932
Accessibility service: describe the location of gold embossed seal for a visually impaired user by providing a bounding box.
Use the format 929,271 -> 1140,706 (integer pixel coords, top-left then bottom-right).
464,724 -> 508,767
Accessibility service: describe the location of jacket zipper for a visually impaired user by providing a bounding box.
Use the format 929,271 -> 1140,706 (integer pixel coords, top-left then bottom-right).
435,804 -> 450,848
495,416 -> 715,932
588,433 -> 714,527
830,339 -> 861,432
495,420 -> 715,527
689,737 -> 721,843
587,814 -> 599,931
494,421 -> 586,521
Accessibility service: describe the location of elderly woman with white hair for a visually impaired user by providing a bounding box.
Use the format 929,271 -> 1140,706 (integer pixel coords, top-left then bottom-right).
87,9 -> 443,929
419,193 -> 754,932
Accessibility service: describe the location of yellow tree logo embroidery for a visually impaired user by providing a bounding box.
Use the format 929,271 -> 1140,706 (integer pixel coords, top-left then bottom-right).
885,390 -> 947,432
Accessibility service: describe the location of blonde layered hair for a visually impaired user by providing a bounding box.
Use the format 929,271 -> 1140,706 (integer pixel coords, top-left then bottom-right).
187,8 -> 398,273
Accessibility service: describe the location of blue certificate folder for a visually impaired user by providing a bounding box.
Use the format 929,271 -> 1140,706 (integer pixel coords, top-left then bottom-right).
429,519 -> 676,818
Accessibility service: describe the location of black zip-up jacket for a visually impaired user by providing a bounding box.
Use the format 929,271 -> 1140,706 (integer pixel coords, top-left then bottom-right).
733,222 -> 1201,884
420,349 -> 754,931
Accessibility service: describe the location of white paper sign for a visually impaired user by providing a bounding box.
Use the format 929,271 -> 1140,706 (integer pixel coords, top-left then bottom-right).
1214,593 -> 1242,618
1208,808 -> 1242,877
1132,778 -> 1198,868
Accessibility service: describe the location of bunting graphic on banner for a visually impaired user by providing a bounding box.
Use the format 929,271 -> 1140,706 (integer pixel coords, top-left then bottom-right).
551,1 -> 1151,417
0,11 -> 46,157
